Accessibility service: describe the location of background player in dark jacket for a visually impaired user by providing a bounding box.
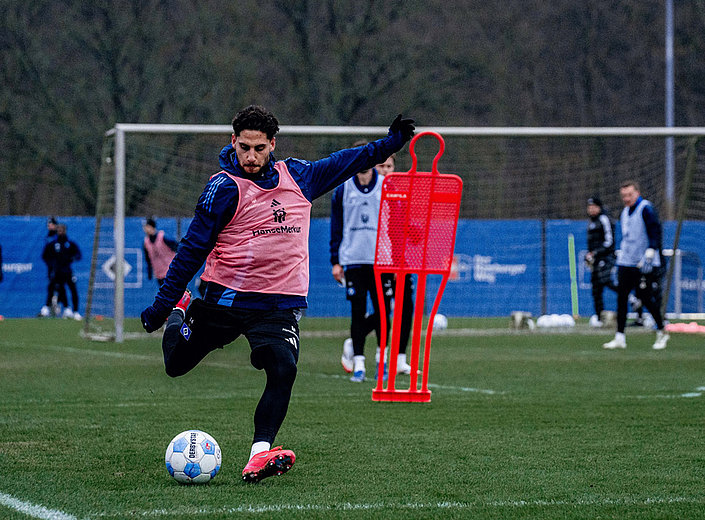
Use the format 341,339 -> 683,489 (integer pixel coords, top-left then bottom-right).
42,224 -> 82,320
141,105 -> 415,483
585,196 -> 617,326
39,216 -> 64,317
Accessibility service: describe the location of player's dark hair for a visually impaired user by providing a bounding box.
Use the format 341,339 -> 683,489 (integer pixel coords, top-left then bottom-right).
620,179 -> 641,192
232,105 -> 279,139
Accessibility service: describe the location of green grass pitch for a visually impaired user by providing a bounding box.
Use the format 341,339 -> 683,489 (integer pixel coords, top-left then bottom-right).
0,317 -> 704,519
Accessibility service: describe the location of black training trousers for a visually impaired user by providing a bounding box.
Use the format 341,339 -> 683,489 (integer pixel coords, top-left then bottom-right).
616,266 -> 664,333
162,298 -> 300,445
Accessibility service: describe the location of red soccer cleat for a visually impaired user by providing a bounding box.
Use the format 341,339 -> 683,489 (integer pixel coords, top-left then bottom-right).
174,289 -> 192,315
242,446 -> 296,483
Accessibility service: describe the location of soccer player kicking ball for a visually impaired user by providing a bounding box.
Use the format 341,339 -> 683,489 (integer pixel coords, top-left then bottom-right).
141,105 -> 415,482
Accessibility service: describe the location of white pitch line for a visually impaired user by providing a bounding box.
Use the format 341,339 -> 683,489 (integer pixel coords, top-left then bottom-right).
633,392 -> 702,399
40,345 -> 505,396
44,345 -> 155,361
41,345 -> 242,371
631,384 -> 705,399
92,495 -> 705,517
0,492 -> 79,520
300,370 -> 503,395
31,343 -> 705,400
427,383 -> 503,394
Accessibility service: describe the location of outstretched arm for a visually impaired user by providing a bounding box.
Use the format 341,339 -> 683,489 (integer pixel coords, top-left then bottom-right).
290,115 -> 415,201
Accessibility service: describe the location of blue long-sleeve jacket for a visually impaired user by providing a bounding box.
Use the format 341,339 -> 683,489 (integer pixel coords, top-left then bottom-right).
147,130 -> 406,318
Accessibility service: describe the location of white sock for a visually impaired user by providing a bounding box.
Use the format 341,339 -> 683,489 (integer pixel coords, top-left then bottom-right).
375,347 -> 380,364
398,353 -> 408,366
353,355 -> 365,373
249,441 -> 271,460
615,332 -> 626,342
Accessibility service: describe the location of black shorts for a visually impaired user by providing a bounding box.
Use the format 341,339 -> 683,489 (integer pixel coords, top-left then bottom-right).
181,298 -> 301,369
344,266 -> 397,301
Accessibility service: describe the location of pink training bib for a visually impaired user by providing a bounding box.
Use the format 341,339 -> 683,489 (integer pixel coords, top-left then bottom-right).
201,162 -> 311,295
144,230 -> 176,280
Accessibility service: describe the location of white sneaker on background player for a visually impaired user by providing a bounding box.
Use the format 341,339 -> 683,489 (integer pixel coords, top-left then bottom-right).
350,354 -> 366,382
603,333 -> 626,349
341,338 -> 353,373
396,353 -> 412,375
588,314 -> 604,328
652,330 -> 670,350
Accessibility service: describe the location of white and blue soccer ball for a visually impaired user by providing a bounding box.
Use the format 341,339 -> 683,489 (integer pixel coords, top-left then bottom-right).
165,430 -> 222,484
433,313 -> 448,331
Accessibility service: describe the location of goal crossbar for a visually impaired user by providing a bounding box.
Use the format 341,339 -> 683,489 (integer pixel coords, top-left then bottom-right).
109,124 -> 705,137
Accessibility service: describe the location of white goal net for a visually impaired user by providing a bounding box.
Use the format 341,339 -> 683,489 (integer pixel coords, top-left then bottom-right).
84,125 -> 705,341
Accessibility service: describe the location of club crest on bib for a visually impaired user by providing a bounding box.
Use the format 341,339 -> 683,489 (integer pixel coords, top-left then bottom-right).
272,208 -> 286,223
271,199 -> 286,223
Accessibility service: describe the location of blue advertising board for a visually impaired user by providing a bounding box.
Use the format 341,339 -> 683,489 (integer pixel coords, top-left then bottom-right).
1,216 -> 703,318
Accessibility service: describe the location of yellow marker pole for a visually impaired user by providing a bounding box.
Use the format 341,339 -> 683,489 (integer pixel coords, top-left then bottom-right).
568,233 -> 579,318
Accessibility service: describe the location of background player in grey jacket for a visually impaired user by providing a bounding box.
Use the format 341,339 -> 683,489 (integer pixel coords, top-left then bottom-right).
330,151 -> 414,382
603,181 -> 669,350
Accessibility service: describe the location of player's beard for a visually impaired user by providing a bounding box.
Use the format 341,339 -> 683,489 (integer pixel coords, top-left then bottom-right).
242,161 -> 267,178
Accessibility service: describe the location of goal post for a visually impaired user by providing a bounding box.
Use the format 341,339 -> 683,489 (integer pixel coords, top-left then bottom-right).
662,136 -> 703,316
84,125 -> 705,341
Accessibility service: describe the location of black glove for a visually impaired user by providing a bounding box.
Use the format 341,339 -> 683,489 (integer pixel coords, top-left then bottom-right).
141,305 -> 169,333
389,114 -> 415,142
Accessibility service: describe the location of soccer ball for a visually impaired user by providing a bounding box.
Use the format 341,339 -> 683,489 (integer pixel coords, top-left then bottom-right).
165,430 -> 222,484
433,313 -> 448,331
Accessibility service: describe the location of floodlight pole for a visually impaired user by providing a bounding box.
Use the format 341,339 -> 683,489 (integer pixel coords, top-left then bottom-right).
665,0 -> 675,220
